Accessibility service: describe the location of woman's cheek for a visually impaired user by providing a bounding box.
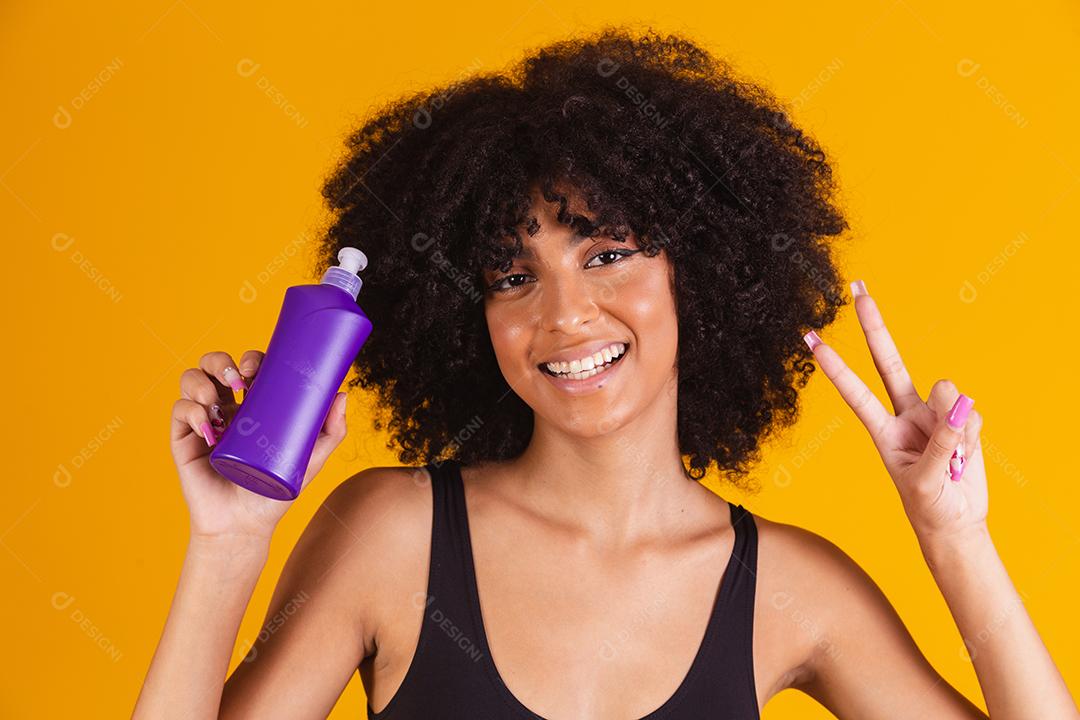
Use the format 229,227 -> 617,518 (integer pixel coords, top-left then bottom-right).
622,263 -> 680,372
484,305 -> 534,383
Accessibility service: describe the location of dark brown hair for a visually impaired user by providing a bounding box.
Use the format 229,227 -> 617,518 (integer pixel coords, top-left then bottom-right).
313,26 -> 849,489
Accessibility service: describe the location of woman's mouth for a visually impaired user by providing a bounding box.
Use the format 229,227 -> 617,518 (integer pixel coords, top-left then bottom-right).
538,341 -> 629,381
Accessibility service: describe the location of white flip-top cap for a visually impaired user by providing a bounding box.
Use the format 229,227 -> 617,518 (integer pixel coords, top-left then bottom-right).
320,246 -> 368,300
337,247 -> 368,274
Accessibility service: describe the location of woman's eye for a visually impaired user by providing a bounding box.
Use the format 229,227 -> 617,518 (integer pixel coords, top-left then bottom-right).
486,249 -> 638,294
584,248 -> 637,268
487,274 -> 533,293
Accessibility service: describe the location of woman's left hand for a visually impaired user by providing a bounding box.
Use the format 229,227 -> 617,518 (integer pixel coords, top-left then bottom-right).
804,280 -> 988,548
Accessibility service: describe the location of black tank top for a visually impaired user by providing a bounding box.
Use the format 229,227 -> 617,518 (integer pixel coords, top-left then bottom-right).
366,458 -> 761,719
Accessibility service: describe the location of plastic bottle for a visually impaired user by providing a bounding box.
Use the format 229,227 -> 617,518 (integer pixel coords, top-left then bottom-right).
209,247 -> 373,500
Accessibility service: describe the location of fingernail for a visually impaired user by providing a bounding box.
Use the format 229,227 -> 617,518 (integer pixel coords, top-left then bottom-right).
209,403 -> 226,433
222,366 -> 247,392
239,362 -> 257,379
850,279 -> 868,297
803,330 -> 822,351
947,394 -> 975,429
200,422 -> 217,447
949,443 -> 966,481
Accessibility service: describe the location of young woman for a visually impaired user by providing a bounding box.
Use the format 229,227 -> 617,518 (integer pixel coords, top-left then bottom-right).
134,28 -> 1078,719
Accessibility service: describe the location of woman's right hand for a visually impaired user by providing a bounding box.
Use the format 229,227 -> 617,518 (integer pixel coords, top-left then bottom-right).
169,349 -> 349,543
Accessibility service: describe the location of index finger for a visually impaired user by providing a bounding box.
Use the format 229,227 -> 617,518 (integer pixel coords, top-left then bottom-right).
850,281 -> 921,414
804,331 -> 893,443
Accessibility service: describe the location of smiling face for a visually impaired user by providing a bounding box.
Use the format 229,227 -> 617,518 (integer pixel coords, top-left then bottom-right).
481,184 -> 680,436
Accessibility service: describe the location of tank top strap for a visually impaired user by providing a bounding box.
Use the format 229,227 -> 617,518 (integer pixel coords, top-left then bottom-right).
694,500 -> 759,715
366,459 -> 492,719
422,458 -> 493,681
425,459 -> 470,599
721,502 -> 759,606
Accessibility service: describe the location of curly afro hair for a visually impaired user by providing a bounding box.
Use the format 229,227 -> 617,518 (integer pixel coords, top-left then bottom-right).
312,26 -> 850,489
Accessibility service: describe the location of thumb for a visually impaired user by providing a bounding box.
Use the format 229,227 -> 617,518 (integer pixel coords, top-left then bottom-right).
918,393 -> 974,479
302,392 -> 349,490
321,391 -> 349,439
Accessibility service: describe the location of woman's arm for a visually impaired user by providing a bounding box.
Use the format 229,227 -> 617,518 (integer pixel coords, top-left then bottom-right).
920,524 -> 1076,718
133,535 -> 270,719
134,465 -> 414,720
216,467 -> 421,719
136,348 -> 362,718
767,520 -> 986,718
772,516 -> 1075,719
800,280 -> 1078,718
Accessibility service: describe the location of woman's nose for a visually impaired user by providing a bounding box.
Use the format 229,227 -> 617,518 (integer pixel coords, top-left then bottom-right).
539,272 -> 600,334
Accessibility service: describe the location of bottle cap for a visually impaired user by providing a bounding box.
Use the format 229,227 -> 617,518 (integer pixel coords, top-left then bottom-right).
321,247 -> 368,300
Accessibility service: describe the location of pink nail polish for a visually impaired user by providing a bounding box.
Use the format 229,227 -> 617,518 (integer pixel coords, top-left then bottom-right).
946,394 -> 974,429
850,279 -> 868,297
803,330 -> 822,351
223,366 -> 247,392
949,459 -> 965,481
209,404 -> 227,433
949,443 -> 966,481
200,422 -> 217,447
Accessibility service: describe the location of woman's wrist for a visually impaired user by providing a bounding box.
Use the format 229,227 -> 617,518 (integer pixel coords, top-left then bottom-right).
186,531 -> 272,572
133,530 -> 270,719
917,521 -> 994,575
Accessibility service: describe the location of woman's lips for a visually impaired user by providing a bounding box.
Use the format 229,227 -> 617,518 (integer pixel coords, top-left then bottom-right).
537,341 -> 630,377
538,343 -> 630,394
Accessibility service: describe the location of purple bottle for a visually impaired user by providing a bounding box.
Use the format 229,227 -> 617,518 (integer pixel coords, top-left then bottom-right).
209,247 -> 372,500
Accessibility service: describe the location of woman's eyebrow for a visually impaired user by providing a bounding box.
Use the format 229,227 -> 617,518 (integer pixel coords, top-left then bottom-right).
515,233 -> 603,260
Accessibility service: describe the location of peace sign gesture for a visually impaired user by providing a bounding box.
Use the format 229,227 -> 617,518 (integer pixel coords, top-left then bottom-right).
804,280 -> 988,547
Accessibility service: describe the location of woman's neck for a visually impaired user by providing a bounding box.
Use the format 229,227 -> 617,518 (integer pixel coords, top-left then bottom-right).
501,397 -> 719,549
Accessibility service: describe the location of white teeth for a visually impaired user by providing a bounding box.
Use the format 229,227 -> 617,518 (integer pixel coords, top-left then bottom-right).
544,342 -> 627,378
568,365 -> 605,380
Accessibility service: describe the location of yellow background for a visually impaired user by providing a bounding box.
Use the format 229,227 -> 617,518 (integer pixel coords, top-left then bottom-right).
3,1 -> 1078,717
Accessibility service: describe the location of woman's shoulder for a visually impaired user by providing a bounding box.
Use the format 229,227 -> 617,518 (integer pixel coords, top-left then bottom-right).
747,509 -> 902,692
305,465 -> 437,650
312,465 -> 437,590
750,509 -> 880,609
320,464 -> 435,552
752,510 -> 853,567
